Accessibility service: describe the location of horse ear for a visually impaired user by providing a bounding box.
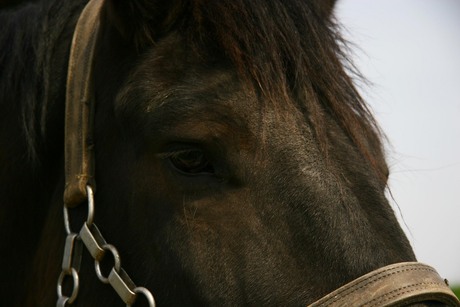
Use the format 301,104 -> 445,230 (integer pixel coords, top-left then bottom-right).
104,0 -> 186,48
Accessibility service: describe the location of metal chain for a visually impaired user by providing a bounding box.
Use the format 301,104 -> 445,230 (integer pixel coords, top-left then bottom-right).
57,185 -> 156,307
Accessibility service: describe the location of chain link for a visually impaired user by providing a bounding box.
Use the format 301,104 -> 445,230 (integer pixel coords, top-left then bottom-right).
133,287 -> 156,307
57,185 -> 156,306
94,244 -> 121,284
63,185 -> 94,235
57,268 -> 80,305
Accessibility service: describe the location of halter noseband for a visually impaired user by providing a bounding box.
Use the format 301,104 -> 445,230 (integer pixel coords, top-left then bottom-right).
309,262 -> 459,306
59,0 -> 460,306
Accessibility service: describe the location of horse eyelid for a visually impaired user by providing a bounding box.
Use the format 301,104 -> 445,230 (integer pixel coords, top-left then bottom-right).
156,148 -> 203,160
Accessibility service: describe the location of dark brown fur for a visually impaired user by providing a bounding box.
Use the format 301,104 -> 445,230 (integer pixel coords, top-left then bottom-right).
0,0 -> 419,306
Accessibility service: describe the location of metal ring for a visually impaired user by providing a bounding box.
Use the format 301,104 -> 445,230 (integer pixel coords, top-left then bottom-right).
63,205 -> 72,235
94,244 -> 121,284
128,287 -> 156,307
57,268 -> 79,304
63,185 -> 95,235
85,185 -> 95,226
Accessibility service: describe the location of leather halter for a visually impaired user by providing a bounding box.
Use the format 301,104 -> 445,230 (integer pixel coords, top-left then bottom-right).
309,262 -> 459,306
64,0 -> 100,208
62,0 -> 155,306
63,0 -> 460,305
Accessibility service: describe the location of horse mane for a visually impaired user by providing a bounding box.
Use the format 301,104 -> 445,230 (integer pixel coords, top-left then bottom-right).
0,0 -> 84,164
118,0 -> 387,179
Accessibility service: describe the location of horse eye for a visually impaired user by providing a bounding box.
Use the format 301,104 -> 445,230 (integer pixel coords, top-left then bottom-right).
167,149 -> 215,175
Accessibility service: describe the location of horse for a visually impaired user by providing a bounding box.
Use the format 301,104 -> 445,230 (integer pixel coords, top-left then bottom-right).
0,0 -> 458,306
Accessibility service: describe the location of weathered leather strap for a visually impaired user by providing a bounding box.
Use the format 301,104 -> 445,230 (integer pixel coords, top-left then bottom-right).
64,0 -> 104,207
309,262 -> 460,306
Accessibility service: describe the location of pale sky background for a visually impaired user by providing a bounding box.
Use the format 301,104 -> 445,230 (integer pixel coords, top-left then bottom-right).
336,0 -> 460,284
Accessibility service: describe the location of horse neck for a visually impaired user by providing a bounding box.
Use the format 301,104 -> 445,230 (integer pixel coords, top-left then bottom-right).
0,1 -> 84,304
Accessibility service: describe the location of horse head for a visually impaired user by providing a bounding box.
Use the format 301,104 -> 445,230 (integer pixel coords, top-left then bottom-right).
1,0 -> 457,306
83,0 -> 415,304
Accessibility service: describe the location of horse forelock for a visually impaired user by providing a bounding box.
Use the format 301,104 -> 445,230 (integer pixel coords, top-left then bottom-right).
4,0 -> 386,179
126,0 -> 388,182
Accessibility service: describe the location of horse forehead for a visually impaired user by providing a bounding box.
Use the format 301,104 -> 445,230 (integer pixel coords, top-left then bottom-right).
115,36 -> 312,146
118,42 -> 242,110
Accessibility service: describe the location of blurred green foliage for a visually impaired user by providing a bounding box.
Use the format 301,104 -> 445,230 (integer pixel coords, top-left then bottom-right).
452,285 -> 460,299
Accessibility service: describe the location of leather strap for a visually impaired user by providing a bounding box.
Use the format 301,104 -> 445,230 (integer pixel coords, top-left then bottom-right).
309,262 -> 460,306
64,0 -> 104,207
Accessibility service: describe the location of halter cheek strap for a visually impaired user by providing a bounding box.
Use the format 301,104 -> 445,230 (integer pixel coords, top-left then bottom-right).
60,0 -> 155,306
64,0 -> 101,207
